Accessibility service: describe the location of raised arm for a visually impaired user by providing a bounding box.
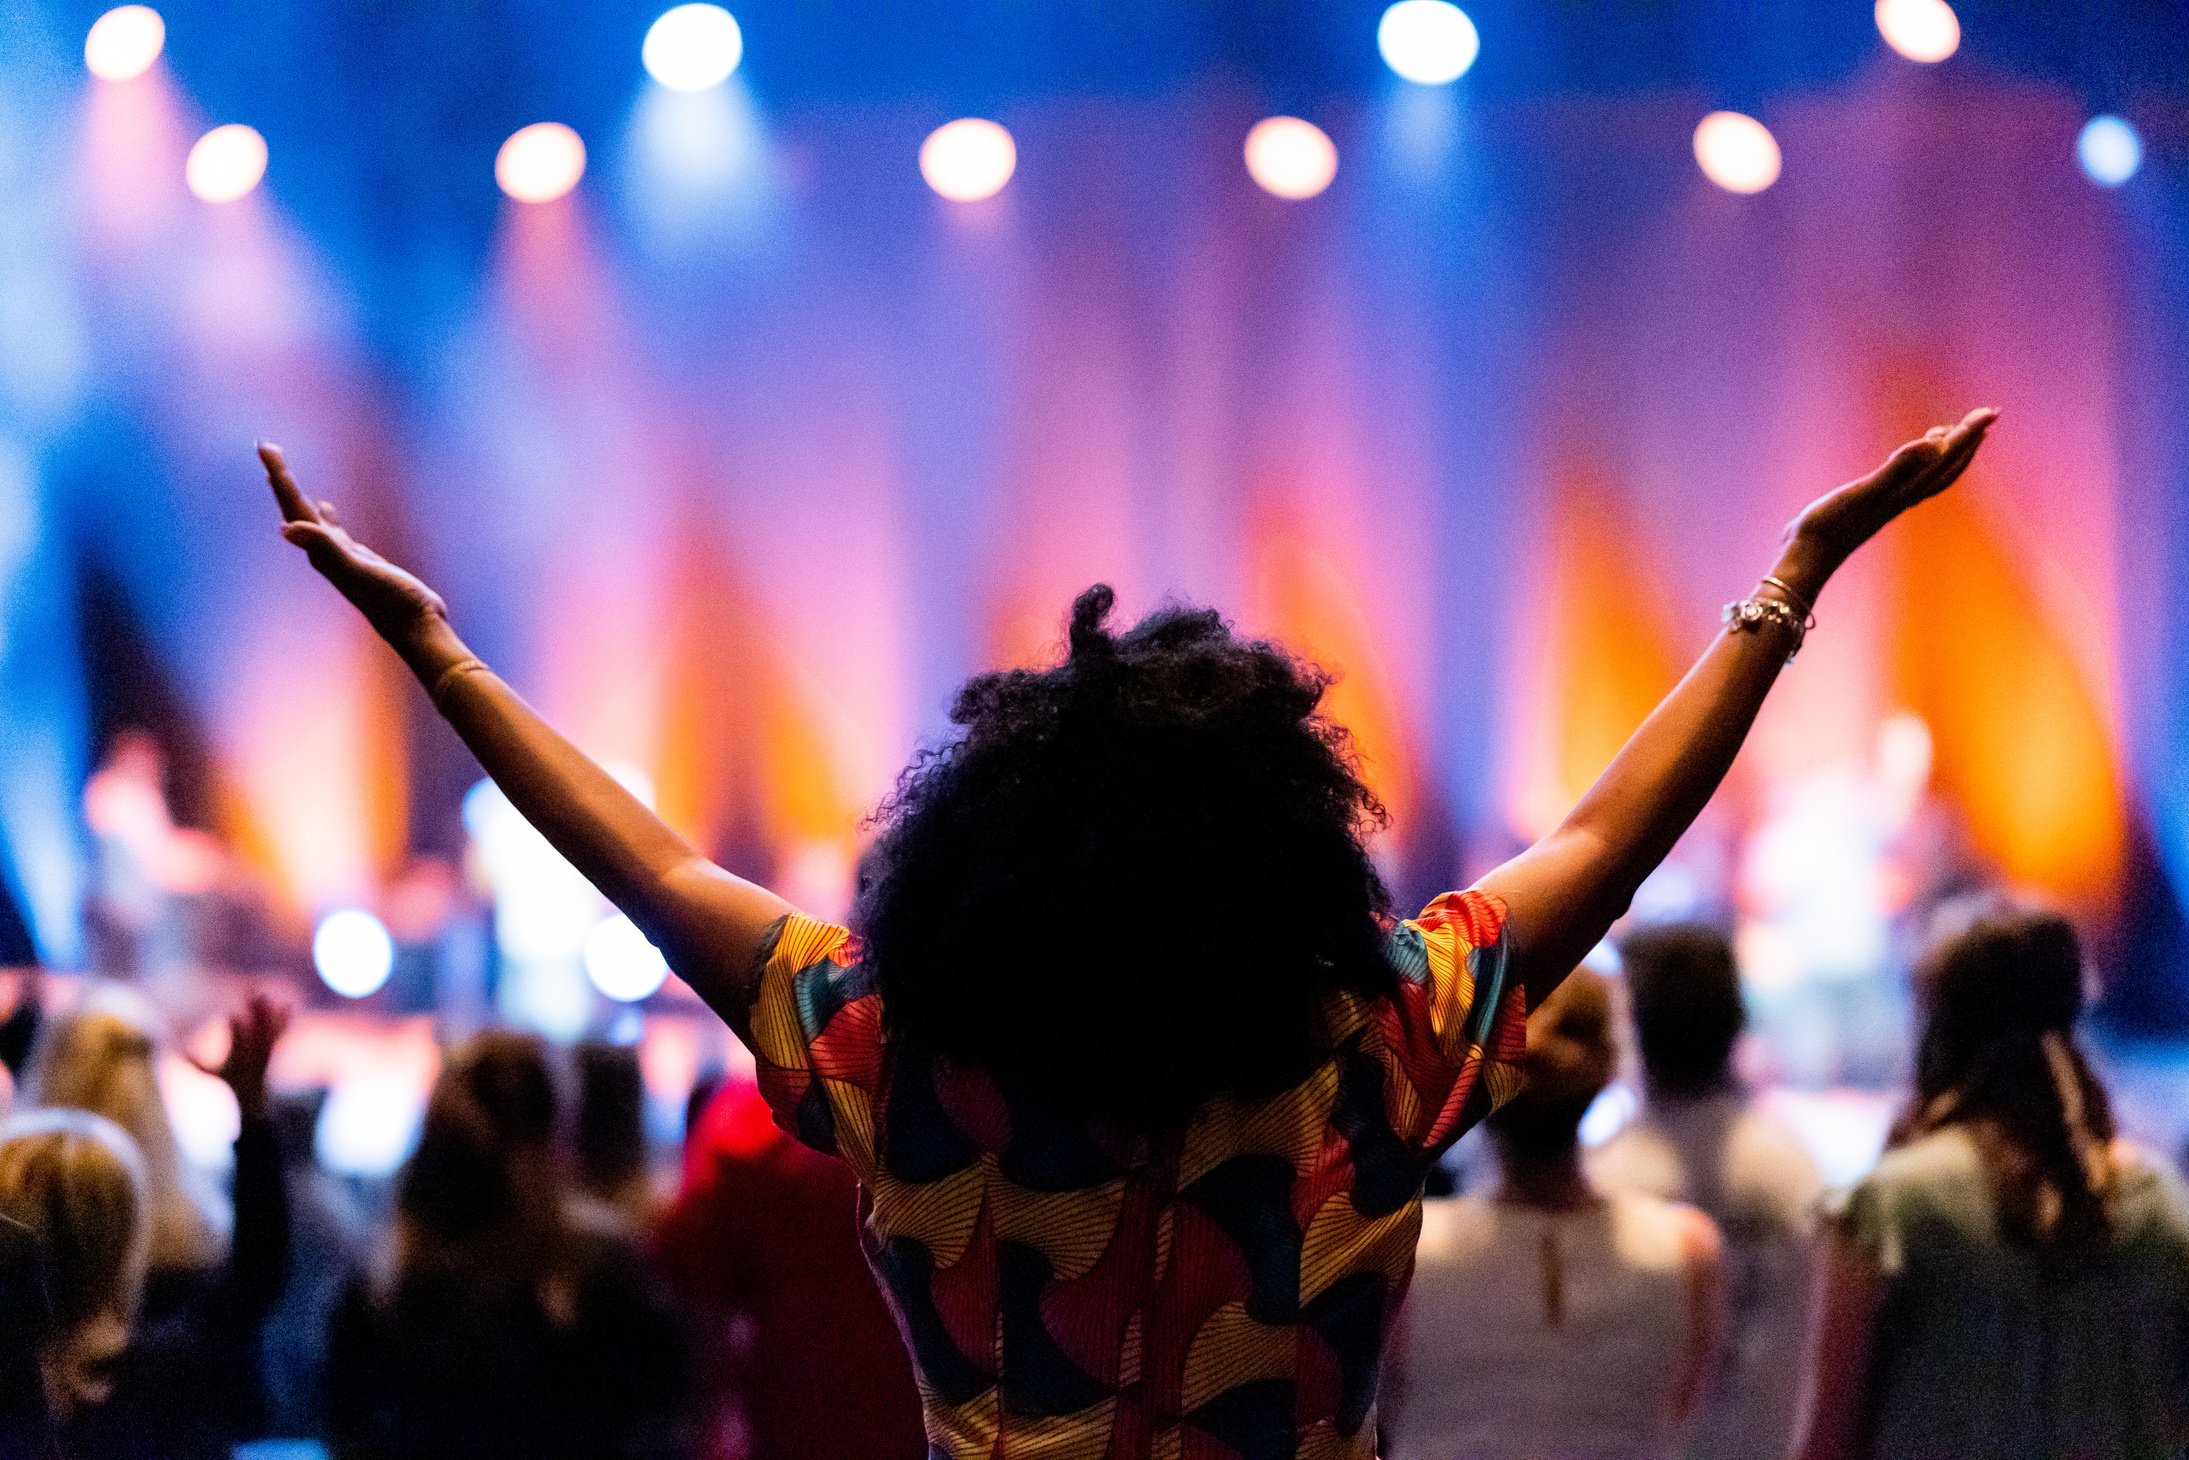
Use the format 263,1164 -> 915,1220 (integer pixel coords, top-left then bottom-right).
260,444 -> 787,1041
1480,409 -> 1996,1004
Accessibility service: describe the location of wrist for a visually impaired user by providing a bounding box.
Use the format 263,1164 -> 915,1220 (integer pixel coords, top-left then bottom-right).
1768,533 -> 1837,609
394,611 -> 468,683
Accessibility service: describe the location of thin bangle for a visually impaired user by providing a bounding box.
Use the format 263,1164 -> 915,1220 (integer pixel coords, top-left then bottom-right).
429,656 -> 487,704
1758,575 -> 1816,622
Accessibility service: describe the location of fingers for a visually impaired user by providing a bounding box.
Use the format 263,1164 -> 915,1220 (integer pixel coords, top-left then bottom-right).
317,499 -> 344,529
1917,408 -> 1998,494
258,442 -> 321,526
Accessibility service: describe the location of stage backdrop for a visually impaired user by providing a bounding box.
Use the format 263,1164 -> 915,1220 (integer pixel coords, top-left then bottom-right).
1,0 -> 2186,1027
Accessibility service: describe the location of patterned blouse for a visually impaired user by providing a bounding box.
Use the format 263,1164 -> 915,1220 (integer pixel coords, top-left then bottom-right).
749,889 -> 1528,1460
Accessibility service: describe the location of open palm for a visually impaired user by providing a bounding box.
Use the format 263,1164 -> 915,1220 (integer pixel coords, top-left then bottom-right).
1789,407 -> 1997,571
261,443 -> 445,645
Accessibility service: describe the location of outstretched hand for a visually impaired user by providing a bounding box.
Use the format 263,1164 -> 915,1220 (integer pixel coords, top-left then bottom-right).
261,443 -> 447,649
189,990 -> 291,1120
1784,408 -> 1998,584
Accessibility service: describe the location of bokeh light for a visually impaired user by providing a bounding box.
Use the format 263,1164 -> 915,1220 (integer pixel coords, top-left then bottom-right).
1693,110 -> 1781,194
918,118 -> 1017,202
1875,0 -> 1960,63
496,122 -> 587,203
1244,116 -> 1339,200
642,4 -> 743,92
184,124 -> 268,203
1377,1 -> 1480,86
84,5 -> 165,82
313,908 -> 394,999
583,913 -> 671,1002
2078,115 -> 2142,187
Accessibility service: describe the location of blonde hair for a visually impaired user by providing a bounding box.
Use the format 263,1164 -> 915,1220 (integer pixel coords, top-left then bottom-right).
0,1109 -> 149,1332
28,1000 -> 223,1271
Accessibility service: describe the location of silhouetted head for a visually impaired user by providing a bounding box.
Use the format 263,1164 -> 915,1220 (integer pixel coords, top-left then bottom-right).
1619,923 -> 1744,1098
859,585 -> 1394,1128
1904,902 -> 2114,1250
573,1040 -> 647,1196
1487,969 -> 1616,1158
0,1109 -> 148,1421
398,1031 -> 561,1263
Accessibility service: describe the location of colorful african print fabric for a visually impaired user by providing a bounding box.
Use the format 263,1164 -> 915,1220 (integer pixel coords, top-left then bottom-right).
749,888 -> 1527,1460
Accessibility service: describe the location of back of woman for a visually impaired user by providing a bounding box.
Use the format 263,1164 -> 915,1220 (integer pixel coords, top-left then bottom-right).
1806,907 -> 2189,1460
1849,1126 -> 2189,1456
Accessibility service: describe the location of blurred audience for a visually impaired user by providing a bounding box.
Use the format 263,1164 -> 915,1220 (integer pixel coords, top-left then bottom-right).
1800,904 -> 2189,1460
573,1040 -> 662,1232
259,1088 -> 370,1438
1592,923 -> 1822,1459
651,1073 -> 925,1460
324,1031 -> 694,1460
1390,970 -> 1724,1460
0,1108 -> 150,1457
27,991 -> 291,1460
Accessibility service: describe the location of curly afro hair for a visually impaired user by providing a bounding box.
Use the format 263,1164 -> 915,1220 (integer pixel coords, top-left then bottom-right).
856,584 -> 1396,1129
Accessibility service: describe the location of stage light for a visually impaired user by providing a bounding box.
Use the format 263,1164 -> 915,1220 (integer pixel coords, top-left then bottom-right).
85,5 -> 164,82
584,914 -> 671,1002
643,4 -> 743,92
1693,111 -> 1780,194
313,908 -> 394,999
1377,1 -> 1479,86
184,124 -> 267,203
2078,115 -> 2141,187
1875,0 -> 1959,63
919,118 -> 1016,202
1245,116 -> 1338,200
496,122 -> 587,203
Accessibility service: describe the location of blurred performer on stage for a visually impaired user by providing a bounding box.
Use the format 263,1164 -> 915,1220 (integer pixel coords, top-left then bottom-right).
1592,923 -> 1821,1460
261,409 -> 1994,1458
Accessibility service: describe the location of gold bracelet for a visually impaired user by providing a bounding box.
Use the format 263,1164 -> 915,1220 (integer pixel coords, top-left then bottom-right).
1758,575 -> 1816,622
429,656 -> 487,703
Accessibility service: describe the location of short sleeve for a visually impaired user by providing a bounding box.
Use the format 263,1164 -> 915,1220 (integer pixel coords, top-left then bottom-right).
1372,888 -> 1528,1153
746,914 -> 886,1180
1828,1176 -> 1905,1277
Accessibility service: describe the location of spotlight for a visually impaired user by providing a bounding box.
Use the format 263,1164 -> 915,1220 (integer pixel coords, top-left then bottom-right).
919,118 -> 1016,202
1244,116 -> 1338,200
1875,0 -> 1959,63
313,909 -> 394,999
584,914 -> 670,1003
2078,115 -> 2141,187
643,4 -> 743,92
1377,1 -> 1479,86
496,122 -> 587,203
1693,111 -> 1780,194
185,124 -> 268,203
84,5 -> 164,82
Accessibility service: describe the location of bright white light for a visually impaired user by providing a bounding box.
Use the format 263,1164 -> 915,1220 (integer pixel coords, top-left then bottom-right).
85,5 -> 164,82
1377,1 -> 1479,85
496,122 -> 587,203
185,124 -> 267,203
2078,115 -> 2142,187
1245,116 -> 1338,200
1693,111 -> 1781,194
314,909 -> 394,999
1579,1081 -> 1638,1148
919,118 -> 1017,202
1875,0 -> 1960,63
584,914 -> 671,1002
317,1075 -> 426,1177
643,4 -> 744,91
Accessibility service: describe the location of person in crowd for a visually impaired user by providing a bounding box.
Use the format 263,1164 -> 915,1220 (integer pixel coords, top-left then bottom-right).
572,1039 -> 661,1232
259,1087 -> 370,1439
651,1072 -> 926,1460
324,1030 -> 694,1460
1388,969 -> 1724,1458
1800,904 -> 2189,1460
1591,923 -> 1822,1459
263,407 -> 1994,1456
26,991 -> 290,1460
0,1108 -> 150,1456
